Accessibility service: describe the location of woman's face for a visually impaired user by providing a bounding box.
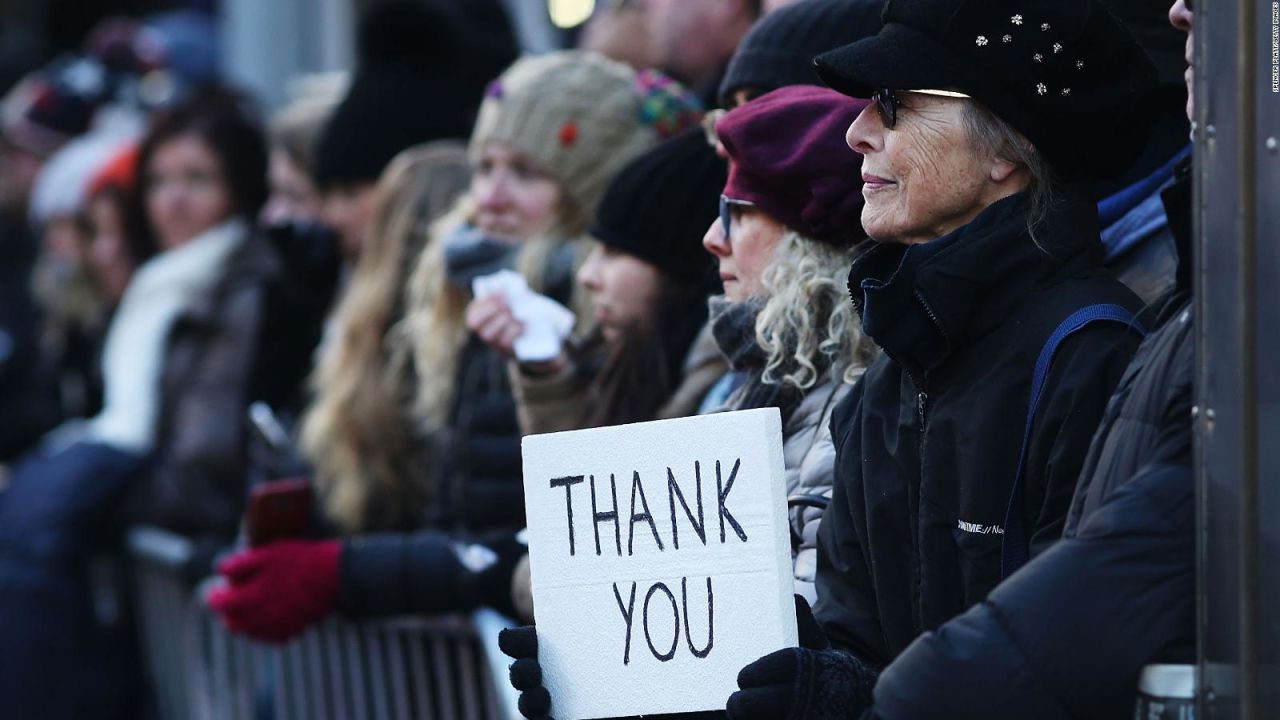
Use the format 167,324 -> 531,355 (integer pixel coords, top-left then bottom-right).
471,144 -> 564,243
577,243 -> 663,342
701,204 -> 784,302
145,133 -> 234,250
845,93 -> 1017,245
321,181 -> 377,263
88,194 -> 135,303
262,148 -> 322,227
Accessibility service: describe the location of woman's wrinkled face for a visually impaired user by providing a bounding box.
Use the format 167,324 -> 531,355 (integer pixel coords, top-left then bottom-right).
701,203 -> 784,302
145,134 -> 234,250
845,94 -> 1000,245
262,148 -> 322,227
576,243 -> 663,342
471,144 -> 564,243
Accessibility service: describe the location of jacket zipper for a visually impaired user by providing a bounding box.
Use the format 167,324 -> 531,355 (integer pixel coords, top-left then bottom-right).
912,289 -> 947,433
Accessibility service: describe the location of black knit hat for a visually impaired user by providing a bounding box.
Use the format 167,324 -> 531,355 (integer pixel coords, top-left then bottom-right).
814,0 -> 1159,180
590,129 -> 726,285
719,0 -> 883,107
313,0 -> 512,188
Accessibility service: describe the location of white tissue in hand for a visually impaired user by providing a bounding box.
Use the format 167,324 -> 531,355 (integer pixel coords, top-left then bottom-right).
472,270 -> 575,362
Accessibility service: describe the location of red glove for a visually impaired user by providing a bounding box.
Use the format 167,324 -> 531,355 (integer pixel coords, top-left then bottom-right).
207,539 -> 341,643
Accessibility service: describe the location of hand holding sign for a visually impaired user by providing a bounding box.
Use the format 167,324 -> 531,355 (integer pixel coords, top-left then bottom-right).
500,595 -> 836,719
521,409 -> 798,719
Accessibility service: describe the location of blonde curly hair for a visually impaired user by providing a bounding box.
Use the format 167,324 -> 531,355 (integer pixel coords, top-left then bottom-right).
755,231 -> 877,390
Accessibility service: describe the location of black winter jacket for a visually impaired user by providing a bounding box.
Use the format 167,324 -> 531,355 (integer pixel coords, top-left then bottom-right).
815,191 -> 1145,667
861,168 -> 1195,720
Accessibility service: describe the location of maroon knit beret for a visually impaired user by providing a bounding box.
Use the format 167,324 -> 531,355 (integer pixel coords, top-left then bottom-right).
715,86 -> 869,245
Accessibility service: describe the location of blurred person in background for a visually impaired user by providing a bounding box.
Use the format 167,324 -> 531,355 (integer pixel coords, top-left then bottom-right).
208,51 -> 701,642
248,79 -> 347,425
578,0 -> 658,70
106,88 -> 271,540
0,65 -> 101,461
634,0 -> 762,105
27,128 -> 140,425
260,83 -> 342,228
85,143 -> 148,310
296,142 -> 471,536
0,86 -> 272,720
313,0 -> 515,267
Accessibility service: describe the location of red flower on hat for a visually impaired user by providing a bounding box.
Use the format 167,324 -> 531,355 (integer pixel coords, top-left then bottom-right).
558,121 -> 578,147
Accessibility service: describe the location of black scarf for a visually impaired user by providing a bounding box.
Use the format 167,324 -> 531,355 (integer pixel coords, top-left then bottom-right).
709,297 -> 805,426
442,223 -> 579,303
443,223 -> 520,291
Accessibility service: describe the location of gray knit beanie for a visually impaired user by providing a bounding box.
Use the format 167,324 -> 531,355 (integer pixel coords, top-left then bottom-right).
470,51 -> 703,220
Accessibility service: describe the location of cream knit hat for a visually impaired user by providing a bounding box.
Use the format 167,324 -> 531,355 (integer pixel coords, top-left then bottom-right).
469,50 -> 702,221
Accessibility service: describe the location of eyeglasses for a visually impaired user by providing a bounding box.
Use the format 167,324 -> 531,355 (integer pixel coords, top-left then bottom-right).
874,88 -> 972,129
719,195 -> 756,238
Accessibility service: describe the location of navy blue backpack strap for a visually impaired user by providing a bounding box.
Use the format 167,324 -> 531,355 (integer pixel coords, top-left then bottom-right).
999,303 -> 1146,580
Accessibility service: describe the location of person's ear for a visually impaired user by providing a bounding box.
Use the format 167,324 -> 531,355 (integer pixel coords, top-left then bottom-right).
989,156 -> 1022,183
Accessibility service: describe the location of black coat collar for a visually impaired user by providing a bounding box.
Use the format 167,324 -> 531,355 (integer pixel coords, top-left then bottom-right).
848,189 -> 1102,385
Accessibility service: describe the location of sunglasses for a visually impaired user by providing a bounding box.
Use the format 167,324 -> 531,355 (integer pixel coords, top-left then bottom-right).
874,88 -> 973,129
719,195 -> 756,239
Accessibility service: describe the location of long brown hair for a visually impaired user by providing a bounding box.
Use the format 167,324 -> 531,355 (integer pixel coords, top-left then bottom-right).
299,141 -> 470,533
578,270 -> 711,428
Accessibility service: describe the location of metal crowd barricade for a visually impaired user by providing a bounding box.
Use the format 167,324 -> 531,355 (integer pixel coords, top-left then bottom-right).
127,526 -> 514,720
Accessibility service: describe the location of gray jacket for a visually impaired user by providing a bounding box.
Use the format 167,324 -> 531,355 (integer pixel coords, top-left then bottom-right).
778,379 -> 850,604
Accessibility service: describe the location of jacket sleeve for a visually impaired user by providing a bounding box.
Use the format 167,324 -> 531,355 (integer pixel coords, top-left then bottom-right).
813,383 -> 892,668
863,459 -> 1194,720
788,384 -> 848,605
507,358 -> 588,436
339,529 -> 526,619
1021,324 -> 1141,556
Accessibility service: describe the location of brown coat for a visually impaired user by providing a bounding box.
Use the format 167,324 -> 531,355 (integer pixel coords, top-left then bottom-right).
127,234 -> 283,541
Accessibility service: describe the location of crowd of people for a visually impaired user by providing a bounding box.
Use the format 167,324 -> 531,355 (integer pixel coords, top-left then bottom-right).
0,0 -> 1201,718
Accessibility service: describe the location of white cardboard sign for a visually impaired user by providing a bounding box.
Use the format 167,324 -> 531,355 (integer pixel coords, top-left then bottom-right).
521,408 -> 798,719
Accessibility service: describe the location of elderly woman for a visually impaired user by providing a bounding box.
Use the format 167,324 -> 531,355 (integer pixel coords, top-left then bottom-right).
724,0 -> 1160,717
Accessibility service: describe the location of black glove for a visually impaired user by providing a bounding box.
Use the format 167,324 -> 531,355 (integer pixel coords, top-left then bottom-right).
725,597 -> 878,720
498,625 -> 725,720
499,625 -> 553,720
